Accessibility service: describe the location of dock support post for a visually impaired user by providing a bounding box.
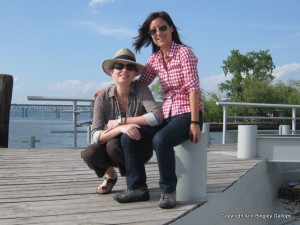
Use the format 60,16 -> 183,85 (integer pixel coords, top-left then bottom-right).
0,74 -> 14,148
22,136 -> 40,148
237,125 -> 257,159
175,132 -> 207,201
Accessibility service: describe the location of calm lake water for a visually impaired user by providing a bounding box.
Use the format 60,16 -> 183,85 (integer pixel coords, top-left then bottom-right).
8,108 -> 236,148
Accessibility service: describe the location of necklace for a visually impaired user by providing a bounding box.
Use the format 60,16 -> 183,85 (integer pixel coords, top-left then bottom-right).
118,97 -> 128,113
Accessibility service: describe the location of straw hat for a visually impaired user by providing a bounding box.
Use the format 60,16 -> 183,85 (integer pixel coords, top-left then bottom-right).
102,48 -> 145,76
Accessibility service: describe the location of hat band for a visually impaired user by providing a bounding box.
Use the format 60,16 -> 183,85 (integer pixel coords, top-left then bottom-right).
114,55 -> 136,62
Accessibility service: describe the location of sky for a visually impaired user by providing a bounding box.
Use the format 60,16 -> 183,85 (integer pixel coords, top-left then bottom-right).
1,0 -> 300,104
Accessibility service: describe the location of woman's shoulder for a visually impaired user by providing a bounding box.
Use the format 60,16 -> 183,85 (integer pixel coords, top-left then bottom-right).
133,80 -> 149,90
96,85 -> 114,100
174,43 -> 197,60
174,43 -> 193,54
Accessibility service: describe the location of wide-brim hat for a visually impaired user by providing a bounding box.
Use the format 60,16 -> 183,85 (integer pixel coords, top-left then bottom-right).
102,48 -> 145,76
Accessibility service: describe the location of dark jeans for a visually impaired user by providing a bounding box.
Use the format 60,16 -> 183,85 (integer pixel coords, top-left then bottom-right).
81,126 -> 159,189
153,112 -> 203,193
121,126 -> 161,189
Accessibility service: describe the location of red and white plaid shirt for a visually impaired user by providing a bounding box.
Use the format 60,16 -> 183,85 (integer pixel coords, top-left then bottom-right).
139,42 -> 204,119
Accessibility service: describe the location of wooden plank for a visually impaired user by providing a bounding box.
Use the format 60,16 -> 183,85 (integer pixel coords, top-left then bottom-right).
0,145 -> 261,225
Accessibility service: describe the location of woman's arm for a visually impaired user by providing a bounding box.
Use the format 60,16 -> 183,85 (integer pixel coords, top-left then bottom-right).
107,82 -> 162,127
189,90 -> 201,144
99,123 -> 142,143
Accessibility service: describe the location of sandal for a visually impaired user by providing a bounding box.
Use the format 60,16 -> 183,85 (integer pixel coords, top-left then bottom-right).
96,176 -> 118,195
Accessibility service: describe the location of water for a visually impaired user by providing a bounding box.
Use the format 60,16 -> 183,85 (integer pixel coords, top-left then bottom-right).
8,108 -> 231,148
8,108 -> 92,148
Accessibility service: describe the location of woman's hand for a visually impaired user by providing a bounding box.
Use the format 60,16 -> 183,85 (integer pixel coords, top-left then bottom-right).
189,124 -> 201,144
120,124 -> 141,140
93,89 -> 105,100
107,119 -> 120,129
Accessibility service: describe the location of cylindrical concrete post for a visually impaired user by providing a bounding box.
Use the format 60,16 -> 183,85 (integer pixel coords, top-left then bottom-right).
237,125 -> 257,159
279,125 -> 290,135
175,133 -> 207,201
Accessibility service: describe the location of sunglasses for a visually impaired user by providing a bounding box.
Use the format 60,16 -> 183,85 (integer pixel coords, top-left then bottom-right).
113,63 -> 137,71
148,24 -> 168,36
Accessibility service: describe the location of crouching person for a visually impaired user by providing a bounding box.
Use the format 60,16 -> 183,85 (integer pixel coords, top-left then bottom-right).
81,48 -> 162,203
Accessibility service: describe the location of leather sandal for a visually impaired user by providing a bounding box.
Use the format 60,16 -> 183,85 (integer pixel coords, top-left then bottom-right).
96,176 -> 118,195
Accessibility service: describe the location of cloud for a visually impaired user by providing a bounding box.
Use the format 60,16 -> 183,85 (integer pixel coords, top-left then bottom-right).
48,79 -> 113,97
201,73 -> 232,93
13,76 -> 22,90
77,21 -> 135,38
273,63 -> 300,81
200,62 -> 300,93
89,0 -> 115,7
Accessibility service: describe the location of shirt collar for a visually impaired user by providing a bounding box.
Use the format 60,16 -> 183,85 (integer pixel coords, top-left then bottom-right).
107,82 -> 136,98
156,41 -> 178,59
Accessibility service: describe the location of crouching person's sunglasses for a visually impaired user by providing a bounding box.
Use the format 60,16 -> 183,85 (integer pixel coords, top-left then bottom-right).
113,63 -> 137,71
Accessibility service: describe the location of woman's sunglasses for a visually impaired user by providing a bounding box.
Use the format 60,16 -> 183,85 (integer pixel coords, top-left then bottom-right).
113,63 -> 137,71
148,24 -> 168,36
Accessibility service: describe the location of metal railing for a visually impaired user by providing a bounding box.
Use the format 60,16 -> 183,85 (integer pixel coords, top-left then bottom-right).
27,96 -> 94,147
216,102 -> 300,144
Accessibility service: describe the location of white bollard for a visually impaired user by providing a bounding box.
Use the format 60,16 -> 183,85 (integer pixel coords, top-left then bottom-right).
175,133 -> 207,202
279,125 -> 290,135
237,125 -> 257,159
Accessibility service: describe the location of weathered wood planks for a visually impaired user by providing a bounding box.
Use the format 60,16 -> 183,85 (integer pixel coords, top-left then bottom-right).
0,145 -> 261,225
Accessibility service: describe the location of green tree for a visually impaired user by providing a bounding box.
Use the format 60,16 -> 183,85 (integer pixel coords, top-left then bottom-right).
219,49 -> 275,102
203,92 -> 223,122
150,79 -> 163,100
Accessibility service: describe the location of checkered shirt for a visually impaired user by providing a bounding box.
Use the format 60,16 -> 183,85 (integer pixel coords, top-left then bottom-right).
139,42 -> 204,119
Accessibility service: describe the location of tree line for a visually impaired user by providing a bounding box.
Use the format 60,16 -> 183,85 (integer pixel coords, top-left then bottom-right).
150,49 -> 300,122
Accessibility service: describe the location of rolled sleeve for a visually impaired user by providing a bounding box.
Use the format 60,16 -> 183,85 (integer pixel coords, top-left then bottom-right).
143,112 -> 160,127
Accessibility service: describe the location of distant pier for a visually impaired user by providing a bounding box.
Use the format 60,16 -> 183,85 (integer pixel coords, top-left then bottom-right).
10,104 -> 93,118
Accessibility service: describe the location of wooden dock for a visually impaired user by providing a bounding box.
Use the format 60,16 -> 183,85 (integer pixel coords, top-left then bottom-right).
0,145 -> 261,225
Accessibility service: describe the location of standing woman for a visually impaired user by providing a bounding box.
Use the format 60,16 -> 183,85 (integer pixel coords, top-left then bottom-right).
133,11 -> 204,209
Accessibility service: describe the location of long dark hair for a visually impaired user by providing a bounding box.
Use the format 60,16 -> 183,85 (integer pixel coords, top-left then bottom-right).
133,11 -> 185,53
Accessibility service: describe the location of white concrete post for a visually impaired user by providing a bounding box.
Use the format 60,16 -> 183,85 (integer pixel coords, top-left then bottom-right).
175,133 -> 207,201
237,125 -> 257,159
279,125 -> 290,135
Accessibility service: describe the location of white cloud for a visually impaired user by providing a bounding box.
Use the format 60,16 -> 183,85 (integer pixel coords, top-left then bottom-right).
200,63 -> 300,94
201,73 -> 232,93
77,21 -> 135,38
273,63 -> 300,81
13,76 -> 22,90
48,79 -> 113,97
89,0 -> 115,7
